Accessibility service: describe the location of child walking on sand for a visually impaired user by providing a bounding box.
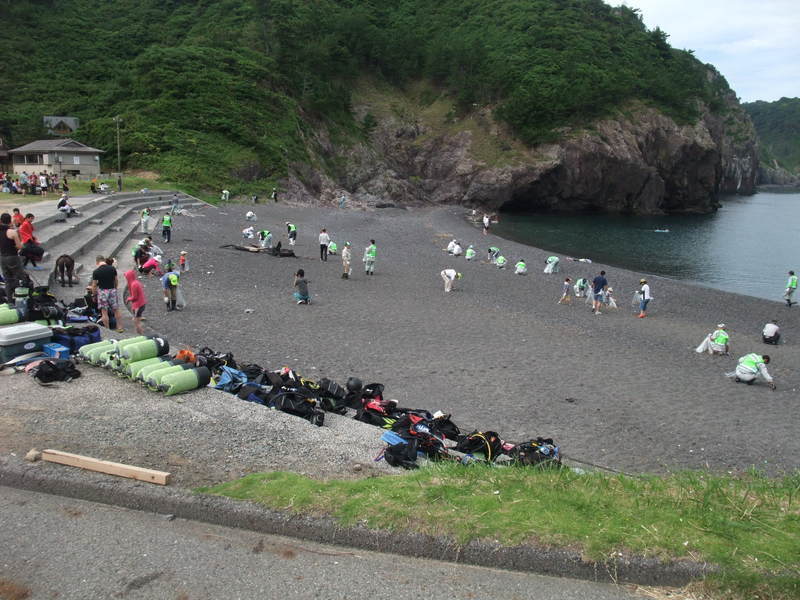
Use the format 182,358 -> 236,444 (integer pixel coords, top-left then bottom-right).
558,277 -> 572,304
124,269 -> 147,334
179,250 -> 188,272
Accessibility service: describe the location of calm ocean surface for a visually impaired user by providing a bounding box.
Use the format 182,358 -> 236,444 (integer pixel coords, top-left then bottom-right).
493,190 -> 799,301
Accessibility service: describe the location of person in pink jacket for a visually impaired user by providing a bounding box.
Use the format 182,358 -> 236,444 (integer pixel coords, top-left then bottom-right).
124,269 -> 147,334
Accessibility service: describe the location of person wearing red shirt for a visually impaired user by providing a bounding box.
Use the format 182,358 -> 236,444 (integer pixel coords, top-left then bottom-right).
18,213 -> 43,269
11,208 -> 25,229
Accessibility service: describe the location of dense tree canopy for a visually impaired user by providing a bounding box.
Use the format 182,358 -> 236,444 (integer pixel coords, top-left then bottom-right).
744,98 -> 800,173
0,0 -> 729,191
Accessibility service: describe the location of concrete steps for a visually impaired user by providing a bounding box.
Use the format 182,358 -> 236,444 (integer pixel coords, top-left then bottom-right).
38,192 -> 209,290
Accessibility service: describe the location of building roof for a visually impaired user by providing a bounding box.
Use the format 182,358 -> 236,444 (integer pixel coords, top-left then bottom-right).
9,138 -> 105,154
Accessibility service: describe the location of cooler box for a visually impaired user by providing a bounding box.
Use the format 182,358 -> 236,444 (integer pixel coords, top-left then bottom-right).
43,342 -> 71,359
0,323 -> 52,362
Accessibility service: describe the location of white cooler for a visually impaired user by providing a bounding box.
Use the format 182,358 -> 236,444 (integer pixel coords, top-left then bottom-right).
0,323 -> 52,362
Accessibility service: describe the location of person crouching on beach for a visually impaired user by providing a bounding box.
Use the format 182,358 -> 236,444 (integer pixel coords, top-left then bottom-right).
514,259 -> 527,275
465,245 -> 476,261
558,277 -> 572,304
762,320 -> 780,345
696,323 -> 730,355
487,246 -> 500,264
293,269 -> 310,304
441,269 -> 462,293
341,242 -> 352,279
286,222 -> 297,246
731,353 -> 775,390
495,255 -> 508,269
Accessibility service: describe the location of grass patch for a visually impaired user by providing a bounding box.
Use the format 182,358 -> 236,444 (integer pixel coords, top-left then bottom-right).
200,464 -> 800,599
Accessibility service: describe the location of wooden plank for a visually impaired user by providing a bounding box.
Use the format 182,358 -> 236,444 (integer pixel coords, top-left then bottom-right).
41,449 -> 171,485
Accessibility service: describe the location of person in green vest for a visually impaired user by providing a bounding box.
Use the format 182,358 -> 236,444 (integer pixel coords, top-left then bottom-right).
161,213 -> 172,243
285,221 -> 297,246
495,255 -> 507,269
732,353 -> 775,389
544,255 -> 560,274
363,239 -> 377,275
487,247 -> 500,264
258,229 -> 272,249
327,240 -> 338,255
465,245 -> 476,261
139,207 -> 151,234
695,323 -> 730,355
514,259 -> 527,275
784,270 -> 797,307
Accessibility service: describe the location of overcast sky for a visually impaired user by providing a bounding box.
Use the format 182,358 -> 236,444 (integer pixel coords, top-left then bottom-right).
619,0 -> 799,103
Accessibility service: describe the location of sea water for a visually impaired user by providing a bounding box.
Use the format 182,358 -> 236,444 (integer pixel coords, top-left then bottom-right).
493,190 -> 799,301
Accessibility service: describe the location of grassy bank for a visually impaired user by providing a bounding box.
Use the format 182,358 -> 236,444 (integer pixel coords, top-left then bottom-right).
201,465 -> 800,599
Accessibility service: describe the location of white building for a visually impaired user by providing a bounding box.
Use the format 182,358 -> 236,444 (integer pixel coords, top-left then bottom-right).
9,138 -> 105,177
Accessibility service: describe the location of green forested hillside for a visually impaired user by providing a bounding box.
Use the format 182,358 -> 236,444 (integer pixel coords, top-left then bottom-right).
0,0 -> 729,193
744,98 -> 800,173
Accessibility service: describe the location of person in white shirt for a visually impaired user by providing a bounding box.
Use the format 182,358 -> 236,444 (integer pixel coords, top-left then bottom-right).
319,228 -> 331,261
341,242 -> 352,279
482,214 -> 490,235
638,278 -> 652,318
242,226 -> 255,239
39,173 -> 48,197
440,268 -> 462,293
762,320 -> 780,345
450,241 -> 462,256
245,211 -> 257,221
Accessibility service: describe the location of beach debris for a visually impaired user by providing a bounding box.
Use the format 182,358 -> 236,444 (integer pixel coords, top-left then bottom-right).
25,448 -> 41,462
244,308 -> 254,314
41,449 -> 172,485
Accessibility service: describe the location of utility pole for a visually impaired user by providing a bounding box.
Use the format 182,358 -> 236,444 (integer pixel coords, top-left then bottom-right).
113,115 -> 121,169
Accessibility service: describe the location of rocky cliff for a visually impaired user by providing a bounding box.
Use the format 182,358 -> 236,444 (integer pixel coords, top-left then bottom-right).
285,78 -> 758,215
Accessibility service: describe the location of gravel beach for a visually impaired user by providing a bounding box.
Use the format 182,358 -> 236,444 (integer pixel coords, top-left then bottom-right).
3,202 -> 798,483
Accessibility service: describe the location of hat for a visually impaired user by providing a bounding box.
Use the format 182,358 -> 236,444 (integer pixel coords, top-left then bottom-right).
717,323 -> 726,328
456,273 -> 463,279
180,250 -> 187,255
640,278 -> 647,284
345,241 -> 351,246
607,287 -> 613,292
432,410 -> 447,420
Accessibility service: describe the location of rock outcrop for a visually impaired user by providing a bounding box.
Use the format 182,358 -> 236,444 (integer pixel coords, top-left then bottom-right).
285,77 -> 758,215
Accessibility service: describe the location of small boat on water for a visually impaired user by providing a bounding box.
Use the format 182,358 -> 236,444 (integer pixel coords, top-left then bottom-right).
653,228 -> 670,233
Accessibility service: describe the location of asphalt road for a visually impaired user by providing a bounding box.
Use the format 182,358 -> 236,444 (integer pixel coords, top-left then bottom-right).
0,486 -> 645,600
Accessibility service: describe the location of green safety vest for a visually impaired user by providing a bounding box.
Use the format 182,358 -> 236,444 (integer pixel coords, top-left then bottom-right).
547,256 -> 558,263
366,244 -> 376,259
465,248 -> 476,258
288,224 -> 297,232
162,215 -> 172,227
168,273 -> 179,286
259,230 -> 270,238
712,330 -> 729,345
515,261 -> 526,270
489,247 -> 499,254
496,256 -> 507,266
739,353 -> 763,371
789,275 -> 798,289
328,242 -> 337,252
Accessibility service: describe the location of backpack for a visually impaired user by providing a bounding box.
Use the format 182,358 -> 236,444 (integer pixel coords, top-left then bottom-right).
390,413 -> 446,460
213,365 -> 248,394
269,389 -> 324,427
454,430 -> 504,462
507,437 -> 561,468
317,377 -> 348,414
29,359 -> 81,384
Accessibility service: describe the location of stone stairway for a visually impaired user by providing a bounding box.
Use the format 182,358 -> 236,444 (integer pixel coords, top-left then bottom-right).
27,191 -> 209,289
